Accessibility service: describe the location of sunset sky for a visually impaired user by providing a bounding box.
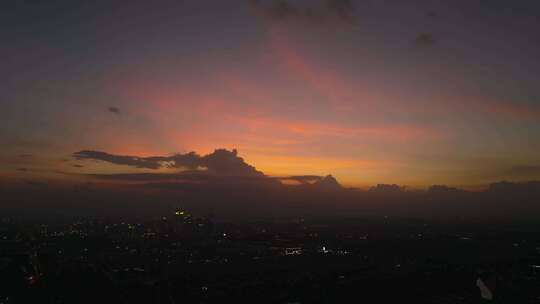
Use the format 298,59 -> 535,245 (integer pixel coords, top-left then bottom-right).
2,0 -> 540,188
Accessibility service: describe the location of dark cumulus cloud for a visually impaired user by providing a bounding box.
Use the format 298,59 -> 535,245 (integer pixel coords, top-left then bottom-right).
277,175 -> 342,189
71,150 -> 344,189
414,33 -> 436,46
71,164 -> 84,168
73,149 -> 264,177
73,150 -> 164,169
250,0 -> 357,25
280,175 -> 323,184
108,106 -> 121,114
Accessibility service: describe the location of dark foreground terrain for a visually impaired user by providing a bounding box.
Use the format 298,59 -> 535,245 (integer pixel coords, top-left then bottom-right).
1,213 -> 540,303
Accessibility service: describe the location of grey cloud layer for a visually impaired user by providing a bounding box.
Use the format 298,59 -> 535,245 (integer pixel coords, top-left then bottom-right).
414,33 -> 436,46
108,107 -> 121,114
73,149 -> 264,176
250,0 -> 356,25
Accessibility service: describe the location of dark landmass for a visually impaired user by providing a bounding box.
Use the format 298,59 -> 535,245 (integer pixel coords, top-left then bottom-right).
1,214 -> 539,303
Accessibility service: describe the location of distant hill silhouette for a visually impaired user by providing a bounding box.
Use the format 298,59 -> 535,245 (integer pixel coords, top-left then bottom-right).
3,148 -> 540,219
369,184 -> 403,194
